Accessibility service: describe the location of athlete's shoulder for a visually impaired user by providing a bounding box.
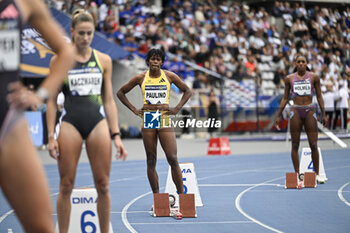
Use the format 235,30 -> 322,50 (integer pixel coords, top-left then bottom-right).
162,69 -> 179,81
135,71 -> 147,82
286,73 -> 294,81
94,49 -> 111,63
162,69 -> 175,76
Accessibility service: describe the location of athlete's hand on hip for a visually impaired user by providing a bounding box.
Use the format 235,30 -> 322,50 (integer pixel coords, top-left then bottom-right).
114,137 -> 127,161
164,107 -> 179,116
48,138 -> 60,160
133,109 -> 143,118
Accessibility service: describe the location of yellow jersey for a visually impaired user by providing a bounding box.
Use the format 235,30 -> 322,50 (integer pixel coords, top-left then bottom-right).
141,69 -> 171,105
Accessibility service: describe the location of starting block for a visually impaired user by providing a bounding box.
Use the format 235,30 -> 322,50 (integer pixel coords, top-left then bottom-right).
152,193 -> 170,217
179,194 -> 197,218
151,193 -> 196,219
303,172 -> 316,188
285,173 -> 301,189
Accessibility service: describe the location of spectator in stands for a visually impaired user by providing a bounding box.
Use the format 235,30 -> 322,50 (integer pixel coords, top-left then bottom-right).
245,55 -> 258,77
323,83 -> 336,129
275,54 -> 326,183
207,89 -> 220,136
273,67 -> 284,91
333,79 -> 349,131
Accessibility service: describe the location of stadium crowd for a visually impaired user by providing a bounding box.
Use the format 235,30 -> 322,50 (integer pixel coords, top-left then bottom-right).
49,0 -> 349,131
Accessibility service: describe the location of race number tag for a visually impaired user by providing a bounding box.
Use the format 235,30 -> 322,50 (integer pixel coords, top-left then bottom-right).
145,85 -> 167,104
68,72 -> 103,96
293,80 -> 311,96
0,30 -> 20,71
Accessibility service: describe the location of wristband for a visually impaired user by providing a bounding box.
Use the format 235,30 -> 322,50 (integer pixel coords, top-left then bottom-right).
111,132 -> 120,139
37,87 -> 49,103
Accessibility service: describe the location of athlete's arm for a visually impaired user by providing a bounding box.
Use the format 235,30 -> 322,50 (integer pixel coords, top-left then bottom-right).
25,0 -> 74,98
7,0 -> 74,110
99,52 -> 127,160
46,56 -> 61,160
117,73 -> 144,117
275,75 -> 291,129
313,73 -> 326,125
164,70 -> 192,115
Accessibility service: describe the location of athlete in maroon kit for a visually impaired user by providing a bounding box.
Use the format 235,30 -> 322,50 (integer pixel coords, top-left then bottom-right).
275,54 -> 326,183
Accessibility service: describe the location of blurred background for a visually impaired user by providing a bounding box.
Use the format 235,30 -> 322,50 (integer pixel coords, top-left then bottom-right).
21,0 -> 350,145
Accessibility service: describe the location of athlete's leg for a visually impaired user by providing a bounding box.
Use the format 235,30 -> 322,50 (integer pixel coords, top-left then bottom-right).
158,128 -> 184,194
289,110 -> 303,174
304,111 -> 319,175
0,119 -> 54,233
56,122 -> 83,233
85,120 -> 111,233
141,128 -> 159,193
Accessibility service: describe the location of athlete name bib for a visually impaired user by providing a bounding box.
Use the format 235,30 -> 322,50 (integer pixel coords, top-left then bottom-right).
145,85 -> 167,104
293,80 -> 311,96
0,27 -> 20,72
68,72 -> 102,96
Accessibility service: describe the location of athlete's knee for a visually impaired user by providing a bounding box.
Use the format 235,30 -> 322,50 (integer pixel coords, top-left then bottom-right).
167,156 -> 179,167
309,141 -> 318,151
147,156 -> 157,168
291,141 -> 300,151
59,177 -> 74,196
95,178 -> 110,196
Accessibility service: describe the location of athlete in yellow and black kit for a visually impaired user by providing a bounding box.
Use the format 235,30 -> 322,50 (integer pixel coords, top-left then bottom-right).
117,48 -> 192,194
141,68 -> 171,128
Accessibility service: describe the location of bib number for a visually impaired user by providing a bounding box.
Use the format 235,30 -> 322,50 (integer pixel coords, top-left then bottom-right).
293,80 -> 311,96
145,85 -> 167,104
0,30 -> 20,71
68,73 -> 102,96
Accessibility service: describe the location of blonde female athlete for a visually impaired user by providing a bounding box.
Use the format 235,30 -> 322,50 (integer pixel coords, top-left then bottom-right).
46,10 -> 127,233
275,54 -> 326,183
0,0 -> 74,232
117,48 -> 192,195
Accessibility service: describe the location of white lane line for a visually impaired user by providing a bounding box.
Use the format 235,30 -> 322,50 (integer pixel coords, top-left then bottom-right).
235,177 -> 284,233
121,191 -> 152,233
199,184 -> 282,187
338,182 -> 350,207
0,210 -> 13,224
130,221 -> 253,225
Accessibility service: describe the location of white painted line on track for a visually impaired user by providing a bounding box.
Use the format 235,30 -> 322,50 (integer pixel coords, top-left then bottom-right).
199,183 -> 283,187
0,210 -> 13,224
338,182 -> 350,207
121,191 -> 152,233
235,177 -> 284,233
130,221 -> 253,225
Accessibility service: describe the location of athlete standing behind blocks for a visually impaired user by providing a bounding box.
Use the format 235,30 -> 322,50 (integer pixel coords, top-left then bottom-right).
275,54 -> 326,183
117,48 -> 192,196
46,10 -> 127,233
0,0 -> 74,232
